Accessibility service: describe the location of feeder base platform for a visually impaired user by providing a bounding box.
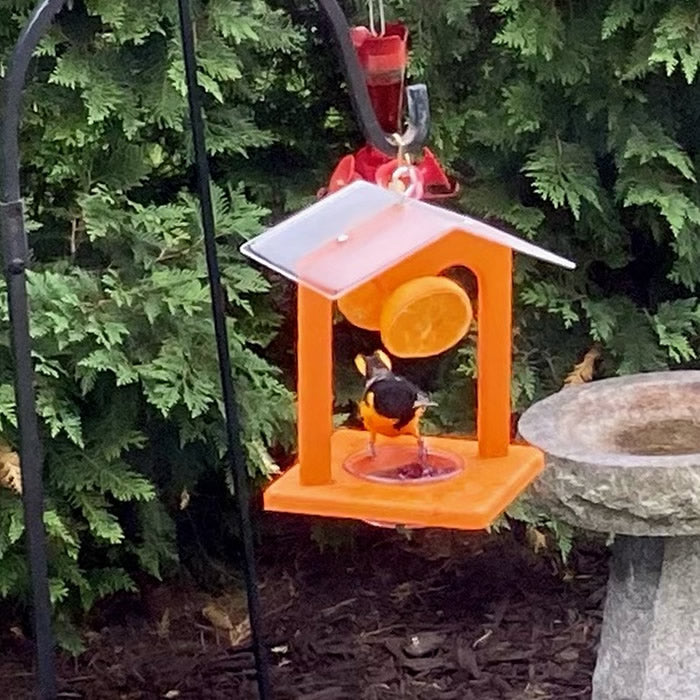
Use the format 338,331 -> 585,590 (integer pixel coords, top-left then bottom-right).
264,429 -> 544,530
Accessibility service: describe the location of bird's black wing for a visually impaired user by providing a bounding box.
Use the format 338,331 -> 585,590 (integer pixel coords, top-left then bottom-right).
368,377 -> 421,429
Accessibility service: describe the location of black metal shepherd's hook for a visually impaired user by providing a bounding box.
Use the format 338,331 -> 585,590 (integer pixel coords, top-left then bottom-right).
1,1 -> 272,698
1,2 -> 67,698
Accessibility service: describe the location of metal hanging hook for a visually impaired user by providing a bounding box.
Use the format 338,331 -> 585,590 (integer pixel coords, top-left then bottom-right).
316,0 -> 430,156
367,0 -> 386,36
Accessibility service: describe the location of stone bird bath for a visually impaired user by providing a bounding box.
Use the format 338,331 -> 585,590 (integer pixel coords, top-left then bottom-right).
519,370 -> 700,700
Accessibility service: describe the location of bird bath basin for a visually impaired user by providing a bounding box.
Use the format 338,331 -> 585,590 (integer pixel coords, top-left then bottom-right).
519,370 -> 700,700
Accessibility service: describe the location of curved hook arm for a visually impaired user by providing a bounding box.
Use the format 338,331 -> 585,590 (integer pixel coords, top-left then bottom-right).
316,0 -> 430,156
0,2 -> 66,699
1,0 -> 66,201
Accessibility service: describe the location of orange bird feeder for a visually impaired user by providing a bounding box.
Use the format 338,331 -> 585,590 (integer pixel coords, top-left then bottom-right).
241,182 -> 575,530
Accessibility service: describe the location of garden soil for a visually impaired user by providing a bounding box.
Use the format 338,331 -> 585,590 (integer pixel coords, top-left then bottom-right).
0,515 -> 607,699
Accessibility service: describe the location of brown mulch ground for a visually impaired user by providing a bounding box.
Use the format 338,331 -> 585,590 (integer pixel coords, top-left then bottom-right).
0,515 -> 608,699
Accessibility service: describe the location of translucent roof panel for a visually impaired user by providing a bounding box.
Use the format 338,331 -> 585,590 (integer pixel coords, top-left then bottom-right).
240,181 -> 574,299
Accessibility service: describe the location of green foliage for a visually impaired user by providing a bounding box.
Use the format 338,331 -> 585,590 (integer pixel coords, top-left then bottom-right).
499,498 -> 576,564
365,0 -> 700,418
306,0 -> 700,555
4,0 -> 700,641
523,140 -> 603,220
0,0 -> 298,649
309,520 -> 360,554
332,0 -> 700,556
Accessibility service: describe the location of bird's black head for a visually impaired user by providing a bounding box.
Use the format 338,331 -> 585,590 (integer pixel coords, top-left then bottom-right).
354,349 -> 393,380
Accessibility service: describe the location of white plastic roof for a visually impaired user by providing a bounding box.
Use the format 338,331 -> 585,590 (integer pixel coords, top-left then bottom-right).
240,181 -> 575,299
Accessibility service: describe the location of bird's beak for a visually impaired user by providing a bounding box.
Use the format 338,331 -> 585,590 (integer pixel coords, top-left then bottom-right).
374,350 -> 392,370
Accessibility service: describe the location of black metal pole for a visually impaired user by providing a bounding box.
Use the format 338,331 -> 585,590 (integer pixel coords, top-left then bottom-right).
175,2 -> 272,698
0,2 -> 66,699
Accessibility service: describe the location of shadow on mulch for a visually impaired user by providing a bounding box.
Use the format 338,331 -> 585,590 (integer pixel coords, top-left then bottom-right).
0,515 -> 608,699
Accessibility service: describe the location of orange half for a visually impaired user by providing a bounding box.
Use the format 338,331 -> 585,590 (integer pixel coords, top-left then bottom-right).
337,278 -> 386,330
380,276 -> 473,357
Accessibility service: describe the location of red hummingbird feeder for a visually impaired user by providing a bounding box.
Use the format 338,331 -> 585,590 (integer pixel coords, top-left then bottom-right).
319,0 -> 458,201
350,19 -> 408,134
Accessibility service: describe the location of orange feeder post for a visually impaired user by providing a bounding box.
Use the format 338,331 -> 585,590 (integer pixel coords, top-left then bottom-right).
241,182 -> 575,530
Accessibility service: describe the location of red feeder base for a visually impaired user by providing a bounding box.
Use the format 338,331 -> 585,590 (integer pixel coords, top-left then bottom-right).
321,144 -> 459,201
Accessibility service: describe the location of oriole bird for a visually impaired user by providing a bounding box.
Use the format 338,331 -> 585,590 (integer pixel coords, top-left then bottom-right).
354,350 -> 437,460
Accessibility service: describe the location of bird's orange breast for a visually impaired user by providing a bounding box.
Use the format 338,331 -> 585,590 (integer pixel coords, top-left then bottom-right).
359,400 -> 421,438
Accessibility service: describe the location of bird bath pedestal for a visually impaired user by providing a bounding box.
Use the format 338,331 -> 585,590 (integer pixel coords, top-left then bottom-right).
519,371 -> 700,700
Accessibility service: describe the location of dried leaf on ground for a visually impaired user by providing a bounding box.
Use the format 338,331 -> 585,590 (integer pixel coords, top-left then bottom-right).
403,632 -> 446,657
202,604 -> 233,631
527,526 -> 548,554
0,451 -> 22,494
563,345 -> 602,386
473,628 -> 493,648
157,608 -> 171,639
229,616 -> 251,647
9,626 -> 26,641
